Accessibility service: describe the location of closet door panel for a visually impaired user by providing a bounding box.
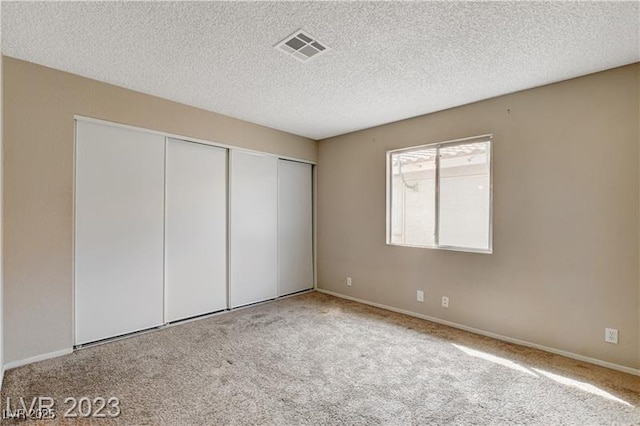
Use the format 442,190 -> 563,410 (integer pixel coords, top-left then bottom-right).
165,139 -> 227,322
229,150 -> 278,308
278,160 -> 313,296
75,121 -> 165,345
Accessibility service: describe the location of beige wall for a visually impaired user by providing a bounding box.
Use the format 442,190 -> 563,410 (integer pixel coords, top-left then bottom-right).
2,56 -> 316,364
317,64 -> 640,369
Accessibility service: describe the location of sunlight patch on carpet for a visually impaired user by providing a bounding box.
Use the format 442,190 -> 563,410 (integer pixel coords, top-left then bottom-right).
452,344 -> 538,377
532,368 -> 633,407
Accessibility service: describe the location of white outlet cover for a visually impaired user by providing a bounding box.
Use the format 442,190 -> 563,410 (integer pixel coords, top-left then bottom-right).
346,277 -> 352,287
417,290 -> 424,302
442,296 -> 449,308
605,328 -> 618,344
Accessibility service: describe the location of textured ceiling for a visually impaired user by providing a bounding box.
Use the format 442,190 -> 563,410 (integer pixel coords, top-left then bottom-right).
2,1 -> 639,140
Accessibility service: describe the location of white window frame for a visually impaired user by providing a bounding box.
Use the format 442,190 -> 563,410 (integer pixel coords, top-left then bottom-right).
386,134 -> 493,254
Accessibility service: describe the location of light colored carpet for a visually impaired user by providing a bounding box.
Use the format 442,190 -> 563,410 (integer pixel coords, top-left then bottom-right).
2,291 -> 639,425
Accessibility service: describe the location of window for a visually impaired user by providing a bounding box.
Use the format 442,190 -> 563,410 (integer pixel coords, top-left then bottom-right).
386,135 -> 492,253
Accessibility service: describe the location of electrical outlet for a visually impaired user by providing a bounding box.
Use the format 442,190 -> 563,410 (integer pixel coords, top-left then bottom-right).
346,277 -> 352,287
442,296 -> 449,308
605,328 -> 618,344
417,290 -> 424,302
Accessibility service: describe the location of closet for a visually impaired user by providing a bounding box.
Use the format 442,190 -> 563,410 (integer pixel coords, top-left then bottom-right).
74,119 -> 314,345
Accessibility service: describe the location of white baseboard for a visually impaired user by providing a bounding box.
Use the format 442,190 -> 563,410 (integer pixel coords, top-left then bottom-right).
316,289 -> 640,377
0,365 -> 4,391
5,348 -> 73,370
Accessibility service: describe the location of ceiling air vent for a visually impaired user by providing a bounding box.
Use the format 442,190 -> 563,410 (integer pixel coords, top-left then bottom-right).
275,29 -> 329,62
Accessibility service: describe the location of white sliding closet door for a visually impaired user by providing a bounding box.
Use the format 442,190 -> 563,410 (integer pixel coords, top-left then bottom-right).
278,160 -> 313,296
75,121 -> 165,345
165,139 -> 227,322
230,150 -> 278,308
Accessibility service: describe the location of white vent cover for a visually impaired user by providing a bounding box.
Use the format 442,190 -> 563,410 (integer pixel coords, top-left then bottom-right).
275,29 -> 329,62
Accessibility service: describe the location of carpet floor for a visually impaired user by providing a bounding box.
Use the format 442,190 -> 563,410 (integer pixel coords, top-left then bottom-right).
1,291 -> 639,425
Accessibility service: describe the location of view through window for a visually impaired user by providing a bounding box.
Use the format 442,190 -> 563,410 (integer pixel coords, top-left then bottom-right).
387,135 -> 492,253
